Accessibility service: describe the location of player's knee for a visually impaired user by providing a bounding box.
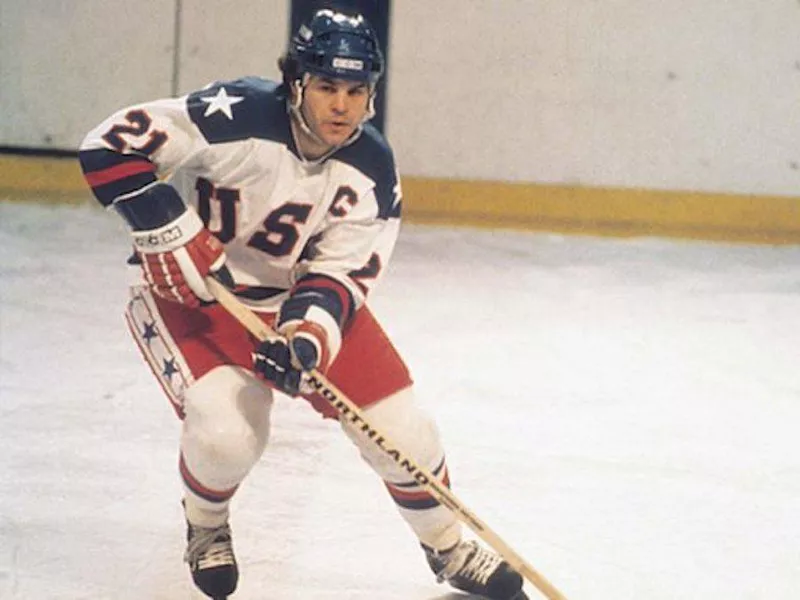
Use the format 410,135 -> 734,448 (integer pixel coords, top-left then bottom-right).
183,366 -> 273,469
342,387 -> 444,478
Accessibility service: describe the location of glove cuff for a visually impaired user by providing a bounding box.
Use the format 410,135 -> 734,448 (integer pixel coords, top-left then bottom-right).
280,304 -> 342,371
132,207 -> 205,254
292,323 -> 330,371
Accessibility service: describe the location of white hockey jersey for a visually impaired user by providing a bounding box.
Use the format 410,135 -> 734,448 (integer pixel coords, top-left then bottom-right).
79,77 -> 402,314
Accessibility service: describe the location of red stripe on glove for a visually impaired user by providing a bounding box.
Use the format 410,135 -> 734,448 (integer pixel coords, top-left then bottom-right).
294,320 -> 332,371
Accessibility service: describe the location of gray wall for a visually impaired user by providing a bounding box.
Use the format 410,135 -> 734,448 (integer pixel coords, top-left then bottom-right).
0,0 -> 287,148
2,1 -> 799,196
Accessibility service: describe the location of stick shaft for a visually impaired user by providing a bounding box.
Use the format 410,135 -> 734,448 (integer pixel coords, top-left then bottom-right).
205,277 -> 568,600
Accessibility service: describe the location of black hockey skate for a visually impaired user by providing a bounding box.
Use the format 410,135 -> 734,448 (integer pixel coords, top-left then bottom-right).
424,540 -> 528,600
184,519 -> 239,599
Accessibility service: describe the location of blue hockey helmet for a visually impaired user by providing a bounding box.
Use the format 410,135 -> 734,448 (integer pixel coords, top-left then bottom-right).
282,8 -> 384,86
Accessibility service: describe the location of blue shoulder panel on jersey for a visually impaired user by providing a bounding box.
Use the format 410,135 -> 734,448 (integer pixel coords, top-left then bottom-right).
333,124 -> 402,221
187,77 -> 292,145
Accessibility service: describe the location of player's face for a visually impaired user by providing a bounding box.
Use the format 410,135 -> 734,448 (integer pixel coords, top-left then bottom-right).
299,76 -> 370,151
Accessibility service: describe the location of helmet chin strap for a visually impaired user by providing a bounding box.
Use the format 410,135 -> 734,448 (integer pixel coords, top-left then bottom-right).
289,75 -> 328,148
289,74 -> 377,160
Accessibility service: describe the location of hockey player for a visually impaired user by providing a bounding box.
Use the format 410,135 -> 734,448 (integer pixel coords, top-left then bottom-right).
79,8 -> 527,600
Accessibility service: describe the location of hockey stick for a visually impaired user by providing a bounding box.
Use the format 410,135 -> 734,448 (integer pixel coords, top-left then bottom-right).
205,277 -> 569,600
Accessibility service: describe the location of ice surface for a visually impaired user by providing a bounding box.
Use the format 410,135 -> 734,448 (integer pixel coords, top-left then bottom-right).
1,201 -> 799,599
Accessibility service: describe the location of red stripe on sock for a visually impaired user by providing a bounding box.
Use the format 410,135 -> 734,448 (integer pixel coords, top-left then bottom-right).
179,454 -> 238,503
385,464 -> 450,501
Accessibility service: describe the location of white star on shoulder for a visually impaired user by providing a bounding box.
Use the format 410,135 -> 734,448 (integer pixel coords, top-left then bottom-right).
201,87 -> 244,120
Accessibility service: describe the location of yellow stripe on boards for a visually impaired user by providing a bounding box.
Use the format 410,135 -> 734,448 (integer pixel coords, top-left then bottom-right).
0,154 -> 88,203
402,177 -> 800,245
1,155 -> 798,244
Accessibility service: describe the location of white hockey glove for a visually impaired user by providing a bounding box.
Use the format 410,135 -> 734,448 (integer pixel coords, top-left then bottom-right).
253,276 -> 350,395
116,183 -> 232,307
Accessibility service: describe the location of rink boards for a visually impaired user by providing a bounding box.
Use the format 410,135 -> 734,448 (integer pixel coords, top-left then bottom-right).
1,153 -> 798,245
